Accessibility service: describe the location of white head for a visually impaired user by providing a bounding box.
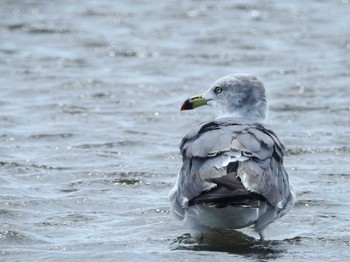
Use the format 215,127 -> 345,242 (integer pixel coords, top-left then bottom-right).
181,74 -> 267,121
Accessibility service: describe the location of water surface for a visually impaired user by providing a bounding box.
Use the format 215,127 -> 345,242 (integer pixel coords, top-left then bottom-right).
1,0 -> 350,261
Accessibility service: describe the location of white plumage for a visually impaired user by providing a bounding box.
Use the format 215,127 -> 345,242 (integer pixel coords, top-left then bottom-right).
169,74 -> 296,240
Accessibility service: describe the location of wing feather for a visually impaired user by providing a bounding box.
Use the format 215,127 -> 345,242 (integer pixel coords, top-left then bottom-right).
170,118 -> 294,219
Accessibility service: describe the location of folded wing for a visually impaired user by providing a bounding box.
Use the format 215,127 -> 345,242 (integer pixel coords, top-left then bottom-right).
169,118 -> 294,220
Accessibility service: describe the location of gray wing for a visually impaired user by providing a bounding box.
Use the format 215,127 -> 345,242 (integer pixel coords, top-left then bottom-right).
169,118 -> 294,220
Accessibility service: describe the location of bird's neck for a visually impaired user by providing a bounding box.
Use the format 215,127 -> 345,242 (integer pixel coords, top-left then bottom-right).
215,109 -> 265,123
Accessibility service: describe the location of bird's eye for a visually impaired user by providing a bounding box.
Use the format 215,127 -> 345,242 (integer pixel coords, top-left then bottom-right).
214,86 -> 223,94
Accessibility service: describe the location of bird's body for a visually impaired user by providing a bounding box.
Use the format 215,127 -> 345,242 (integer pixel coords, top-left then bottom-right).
169,74 -> 295,239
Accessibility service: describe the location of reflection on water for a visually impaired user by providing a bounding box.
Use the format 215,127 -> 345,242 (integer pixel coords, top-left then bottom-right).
171,230 -> 302,260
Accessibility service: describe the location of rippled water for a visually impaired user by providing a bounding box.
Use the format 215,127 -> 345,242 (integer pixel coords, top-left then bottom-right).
1,0 -> 350,261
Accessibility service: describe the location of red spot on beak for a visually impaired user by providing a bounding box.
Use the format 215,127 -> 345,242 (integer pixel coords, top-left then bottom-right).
180,99 -> 192,111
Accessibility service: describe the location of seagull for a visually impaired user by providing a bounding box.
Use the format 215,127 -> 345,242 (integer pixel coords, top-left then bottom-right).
169,74 -> 296,240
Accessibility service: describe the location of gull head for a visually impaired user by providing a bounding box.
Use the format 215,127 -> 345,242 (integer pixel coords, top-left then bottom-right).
181,74 -> 267,121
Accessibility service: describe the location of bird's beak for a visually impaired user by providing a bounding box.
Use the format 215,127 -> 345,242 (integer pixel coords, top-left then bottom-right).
180,94 -> 209,111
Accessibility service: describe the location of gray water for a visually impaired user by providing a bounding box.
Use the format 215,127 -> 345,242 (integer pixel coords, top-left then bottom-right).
1,0 -> 350,261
